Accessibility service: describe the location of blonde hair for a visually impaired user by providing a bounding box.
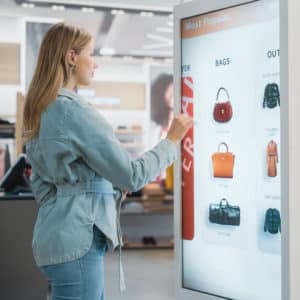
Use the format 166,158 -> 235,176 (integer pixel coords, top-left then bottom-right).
23,22 -> 92,141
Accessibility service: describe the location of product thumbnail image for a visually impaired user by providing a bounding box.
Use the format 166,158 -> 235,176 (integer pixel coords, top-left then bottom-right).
264,208 -> 281,234
263,83 -> 280,109
213,87 -> 233,123
212,142 -> 235,178
209,198 -> 240,226
267,140 -> 279,177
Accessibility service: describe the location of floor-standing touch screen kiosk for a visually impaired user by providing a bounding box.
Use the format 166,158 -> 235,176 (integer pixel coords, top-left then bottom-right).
174,1 -> 284,299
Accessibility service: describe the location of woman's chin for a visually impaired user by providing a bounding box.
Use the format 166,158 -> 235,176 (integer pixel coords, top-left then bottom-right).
80,79 -> 92,86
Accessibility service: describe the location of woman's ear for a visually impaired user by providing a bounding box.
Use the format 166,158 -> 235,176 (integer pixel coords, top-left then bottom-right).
66,49 -> 77,66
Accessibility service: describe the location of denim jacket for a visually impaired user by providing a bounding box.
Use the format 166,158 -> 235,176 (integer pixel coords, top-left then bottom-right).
25,88 -> 177,291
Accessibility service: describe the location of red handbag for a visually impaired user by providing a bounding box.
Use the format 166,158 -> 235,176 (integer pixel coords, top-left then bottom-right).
213,87 -> 233,123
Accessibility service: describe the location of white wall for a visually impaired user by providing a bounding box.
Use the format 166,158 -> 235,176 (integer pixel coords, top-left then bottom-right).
0,16 -> 24,162
0,16 -> 23,120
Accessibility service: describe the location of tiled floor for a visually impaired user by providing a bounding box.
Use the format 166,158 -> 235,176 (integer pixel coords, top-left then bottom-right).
104,249 -> 175,300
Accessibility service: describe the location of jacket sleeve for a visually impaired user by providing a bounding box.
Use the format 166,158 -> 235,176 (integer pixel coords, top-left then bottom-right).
278,210 -> 281,233
65,100 -> 178,192
277,84 -> 280,106
264,210 -> 268,232
263,87 -> 267,108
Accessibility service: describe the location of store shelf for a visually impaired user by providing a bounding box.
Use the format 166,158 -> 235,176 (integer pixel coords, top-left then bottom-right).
114,129 -> 143,134
121,193 -> 174,249
121,208 -> 173,215
0,124 -> 15,129
123,195 -> 174,204
0,124 -> 15,131
123,194 -> 174,202
0,135 -> 14,139
142,194 -> 174,201
121,194 -> 173,215
123,240 -> 174,249
0,122 -> 16,139
0,115 -> 16,119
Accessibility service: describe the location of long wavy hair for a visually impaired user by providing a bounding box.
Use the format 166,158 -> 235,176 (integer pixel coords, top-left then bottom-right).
23,22 -> 92,142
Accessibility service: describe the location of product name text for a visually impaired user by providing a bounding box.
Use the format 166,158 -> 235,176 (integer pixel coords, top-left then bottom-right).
267,49 -> 280,58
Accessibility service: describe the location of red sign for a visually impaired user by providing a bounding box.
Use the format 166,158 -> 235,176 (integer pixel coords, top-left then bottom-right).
181,77 -> 194,240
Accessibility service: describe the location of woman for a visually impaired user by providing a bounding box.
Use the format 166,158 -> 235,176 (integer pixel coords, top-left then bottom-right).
150,73 -> 174,145
150,73 -> 175,187
23,22 -> 193,300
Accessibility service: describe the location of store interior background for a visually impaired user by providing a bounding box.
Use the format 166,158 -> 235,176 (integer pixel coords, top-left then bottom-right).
0,0 -> 191,300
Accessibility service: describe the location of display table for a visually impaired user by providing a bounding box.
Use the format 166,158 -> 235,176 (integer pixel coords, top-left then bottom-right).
0,196 -> 48,300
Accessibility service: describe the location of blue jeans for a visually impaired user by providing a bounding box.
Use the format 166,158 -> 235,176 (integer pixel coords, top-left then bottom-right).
40,225 -> 108,300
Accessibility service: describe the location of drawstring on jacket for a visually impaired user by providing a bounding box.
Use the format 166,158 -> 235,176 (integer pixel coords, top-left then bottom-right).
117,190 -> 126,292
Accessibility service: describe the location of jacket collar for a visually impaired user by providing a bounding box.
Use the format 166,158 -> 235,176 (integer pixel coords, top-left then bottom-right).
58,87 -> 80,100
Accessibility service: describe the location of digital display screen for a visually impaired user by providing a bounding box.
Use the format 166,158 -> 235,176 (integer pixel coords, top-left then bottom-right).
181,0 -> 281,299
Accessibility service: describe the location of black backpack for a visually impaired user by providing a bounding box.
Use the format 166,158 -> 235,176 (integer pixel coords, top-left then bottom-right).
263,83 -> 280,108
264,208 -> 281,234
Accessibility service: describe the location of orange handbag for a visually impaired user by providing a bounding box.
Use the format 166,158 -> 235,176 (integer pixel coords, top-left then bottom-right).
212,143 -> 235,178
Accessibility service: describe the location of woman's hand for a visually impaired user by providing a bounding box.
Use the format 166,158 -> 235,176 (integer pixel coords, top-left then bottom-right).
166,113 -> 194,144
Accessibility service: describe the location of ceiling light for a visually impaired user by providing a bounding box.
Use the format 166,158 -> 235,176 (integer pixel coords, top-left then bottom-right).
140,12 -> 154,17
52,5 -> 65,11
81,7 -> 95,13
101,55 -> 113,61
144,57 -> 154,62
156,27 -> 173,33
111,9 -> 125,15
21,2 -> 35,8
99,48 -> 116,56
123,56 -> 134,60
